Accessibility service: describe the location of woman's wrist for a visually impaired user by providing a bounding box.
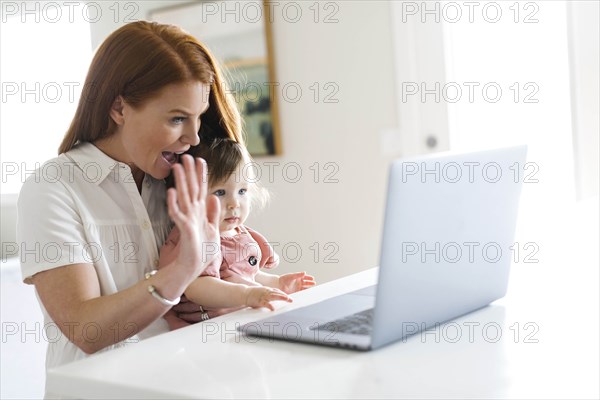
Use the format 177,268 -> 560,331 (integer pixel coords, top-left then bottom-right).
145,271 -> 180,306
148,262 -> 196,301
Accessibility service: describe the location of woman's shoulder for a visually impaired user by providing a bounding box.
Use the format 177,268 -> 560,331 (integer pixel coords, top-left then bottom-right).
18,144 -> 93,206
19,153 -> 73,193
20,142 -> 111,192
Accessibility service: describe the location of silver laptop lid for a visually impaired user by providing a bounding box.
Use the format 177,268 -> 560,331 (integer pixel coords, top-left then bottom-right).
371,146 -> 527,349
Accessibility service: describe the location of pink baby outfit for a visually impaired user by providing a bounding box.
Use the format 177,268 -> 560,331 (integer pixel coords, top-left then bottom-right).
202,225 -> 279,285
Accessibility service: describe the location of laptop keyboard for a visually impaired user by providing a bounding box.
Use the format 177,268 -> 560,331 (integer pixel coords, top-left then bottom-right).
309,308 -> 374,335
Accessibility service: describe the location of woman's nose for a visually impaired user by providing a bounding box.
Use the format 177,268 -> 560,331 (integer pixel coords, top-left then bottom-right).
181,123 -> 200,146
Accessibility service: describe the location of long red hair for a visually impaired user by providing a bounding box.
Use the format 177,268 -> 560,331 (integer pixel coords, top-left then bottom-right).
59,21 -> 242,154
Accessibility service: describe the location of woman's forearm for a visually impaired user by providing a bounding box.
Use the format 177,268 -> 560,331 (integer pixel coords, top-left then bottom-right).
33,262 -> 195,354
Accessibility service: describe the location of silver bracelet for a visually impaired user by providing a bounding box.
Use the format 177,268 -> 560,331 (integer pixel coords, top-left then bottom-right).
145,270 -> 180,306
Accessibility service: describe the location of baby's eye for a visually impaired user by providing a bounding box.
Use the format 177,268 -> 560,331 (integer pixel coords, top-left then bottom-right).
171,116 -> 186,124
239,188 -> 247,195
213,189 -> 225,196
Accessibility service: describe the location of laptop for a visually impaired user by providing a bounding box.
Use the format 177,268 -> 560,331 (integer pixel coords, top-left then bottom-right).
239,146 -> 527,350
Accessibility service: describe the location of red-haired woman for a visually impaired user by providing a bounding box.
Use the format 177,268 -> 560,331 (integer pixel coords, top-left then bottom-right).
17,21 -> 241,377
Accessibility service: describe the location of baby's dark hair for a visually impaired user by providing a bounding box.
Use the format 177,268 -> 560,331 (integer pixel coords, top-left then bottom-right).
191,137 -> 246,187
166,137 -> 269,208
166,137 -> 243,188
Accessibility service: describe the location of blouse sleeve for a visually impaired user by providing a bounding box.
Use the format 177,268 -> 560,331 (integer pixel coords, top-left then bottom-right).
17,173 -> 92,284
199,253 -> 222,278
245,226 -> 279,270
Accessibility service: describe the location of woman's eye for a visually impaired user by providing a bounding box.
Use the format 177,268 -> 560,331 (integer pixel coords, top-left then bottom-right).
239,188 -> 247,195
213,189 -> 225,196
172,116 -> 186,124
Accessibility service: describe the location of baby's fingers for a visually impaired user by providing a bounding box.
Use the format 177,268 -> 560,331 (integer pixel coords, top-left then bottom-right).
268,290 -> 293,303
260,300 -> 275,311
302,280 -> 317,289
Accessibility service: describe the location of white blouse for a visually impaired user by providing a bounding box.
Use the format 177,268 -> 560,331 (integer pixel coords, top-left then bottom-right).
17,142 -> 172,371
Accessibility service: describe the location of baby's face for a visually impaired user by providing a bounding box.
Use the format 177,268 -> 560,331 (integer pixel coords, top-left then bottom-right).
209,169 -> 251,236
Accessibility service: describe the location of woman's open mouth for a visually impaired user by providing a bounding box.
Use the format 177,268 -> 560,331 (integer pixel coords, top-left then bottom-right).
161,152 -> 178,165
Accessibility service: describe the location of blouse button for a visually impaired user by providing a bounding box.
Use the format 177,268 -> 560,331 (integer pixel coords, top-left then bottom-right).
142,220 -> 151,230
248,256 -> 258,266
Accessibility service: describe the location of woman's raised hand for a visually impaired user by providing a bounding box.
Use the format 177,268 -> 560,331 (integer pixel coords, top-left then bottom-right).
167,155 -> 221,278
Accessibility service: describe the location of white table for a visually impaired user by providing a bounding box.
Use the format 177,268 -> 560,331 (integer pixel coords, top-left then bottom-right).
47,201 -> 599,399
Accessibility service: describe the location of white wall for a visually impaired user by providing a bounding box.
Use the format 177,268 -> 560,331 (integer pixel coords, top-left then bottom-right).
567,1 -> 600,200
88,1 -> 401,283
1,194 -> 18,256
248,2 -> 399,283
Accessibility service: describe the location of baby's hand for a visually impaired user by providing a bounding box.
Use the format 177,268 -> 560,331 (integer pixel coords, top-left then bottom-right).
245,287 -> 292,311
278,272 -> 316,294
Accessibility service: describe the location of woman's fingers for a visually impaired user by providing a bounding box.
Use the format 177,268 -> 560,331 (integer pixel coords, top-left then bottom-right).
182,154 -> 199,202
171,156 -> 203,210
172,155 -> 200,211
178,306 -> 241,321
178,311 -> 204,323
173,301 -> 203,313
171,163 -> 191,213
167,187 -> 183,224
170,156 -> 214,227
195,157 -> 208,202
205,194 -> 220,227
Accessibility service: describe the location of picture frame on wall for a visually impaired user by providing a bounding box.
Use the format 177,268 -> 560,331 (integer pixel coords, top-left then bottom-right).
150,0 -> 281,156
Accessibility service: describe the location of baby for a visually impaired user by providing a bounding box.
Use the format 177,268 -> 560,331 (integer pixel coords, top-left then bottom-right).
160,137 -> 315,329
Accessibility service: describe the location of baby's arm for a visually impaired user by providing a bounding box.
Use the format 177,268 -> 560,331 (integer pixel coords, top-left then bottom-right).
256,271 -> 317,294
255,271 -> 280,288
185,276 -> 292,311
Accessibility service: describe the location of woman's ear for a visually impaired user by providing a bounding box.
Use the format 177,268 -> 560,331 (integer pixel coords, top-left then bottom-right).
109,96 -> 126,126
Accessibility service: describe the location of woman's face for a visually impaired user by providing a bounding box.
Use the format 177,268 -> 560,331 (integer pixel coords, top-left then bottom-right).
108,81 -> 210,180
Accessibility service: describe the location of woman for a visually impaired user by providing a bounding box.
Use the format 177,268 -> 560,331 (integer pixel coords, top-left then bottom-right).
16,21 -> 242,373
